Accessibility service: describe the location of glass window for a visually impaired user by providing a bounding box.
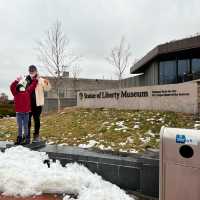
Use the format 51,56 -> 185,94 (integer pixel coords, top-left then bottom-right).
192,58 -> 200,73
159,60 -> 177,84
177,59 -> 190,82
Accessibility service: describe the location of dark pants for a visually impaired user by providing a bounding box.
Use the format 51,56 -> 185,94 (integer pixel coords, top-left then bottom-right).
28,106 -> 42,138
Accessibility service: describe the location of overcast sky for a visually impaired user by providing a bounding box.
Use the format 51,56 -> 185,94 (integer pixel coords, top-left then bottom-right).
1,0 -> 200,98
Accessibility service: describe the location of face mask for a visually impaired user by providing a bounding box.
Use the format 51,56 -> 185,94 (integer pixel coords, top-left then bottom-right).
17,78 -> 28,92
19,79 -> 27,87
19,87 -> 25,92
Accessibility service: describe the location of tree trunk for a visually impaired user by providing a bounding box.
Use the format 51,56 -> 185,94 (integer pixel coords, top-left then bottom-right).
119,75 -> 122,89
57,88 -> 61,112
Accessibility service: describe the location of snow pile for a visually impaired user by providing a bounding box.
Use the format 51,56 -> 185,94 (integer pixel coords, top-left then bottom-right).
0,146 -> 134,200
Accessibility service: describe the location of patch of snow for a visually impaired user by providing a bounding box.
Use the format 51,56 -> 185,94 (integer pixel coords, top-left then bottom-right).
78,140 -> 98,149
85,134 -> 95,138
47,141 -> 55,145
146,118 -> 155,122
140,137 -> 151,144
157,118 -> 165,123
59,112 -> 66,115
156,139 -> 160,143
114,121 -> 128,131
119,142 -> 126,146
133,124 -> 139,129
111,142 -> 115,146
135,121 -> 140,124
119,149 -> 127,153
98,144 -> 105,150
129,149 -> 138,154
0,146 -> 134,200
146,130 -> 155,137
116,121 -> 124,126
103,146 -> 113,151
194,124 -> 200,129
126,137 -> 134,144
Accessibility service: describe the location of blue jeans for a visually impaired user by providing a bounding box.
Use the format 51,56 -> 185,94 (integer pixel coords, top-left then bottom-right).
16,112 -> 29,138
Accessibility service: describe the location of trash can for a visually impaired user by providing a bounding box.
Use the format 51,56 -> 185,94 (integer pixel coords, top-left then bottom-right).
160,126 -> 200,200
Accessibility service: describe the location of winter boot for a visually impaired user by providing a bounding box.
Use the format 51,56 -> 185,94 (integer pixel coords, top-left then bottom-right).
14,136 -> 23,145
32,134 -> 41,143
22,135 -> 26,144
24,135 -> 31,145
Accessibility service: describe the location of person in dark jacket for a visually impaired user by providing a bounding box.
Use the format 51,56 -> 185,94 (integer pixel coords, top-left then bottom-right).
26,65 -> 51,143
10,76 -> 38,145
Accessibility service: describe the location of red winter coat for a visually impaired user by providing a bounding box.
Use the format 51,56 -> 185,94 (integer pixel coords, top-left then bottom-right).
10,79 -> 38,112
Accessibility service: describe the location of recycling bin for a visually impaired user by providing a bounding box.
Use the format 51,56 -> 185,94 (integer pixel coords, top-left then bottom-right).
160,126 -> 200,200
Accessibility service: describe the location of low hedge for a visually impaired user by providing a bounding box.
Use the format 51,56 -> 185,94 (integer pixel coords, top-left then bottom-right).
0,103 -> 15,117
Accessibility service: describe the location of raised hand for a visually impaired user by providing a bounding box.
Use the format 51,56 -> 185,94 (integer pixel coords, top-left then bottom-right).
16,76 -> 22,82
44,79 -> 48,85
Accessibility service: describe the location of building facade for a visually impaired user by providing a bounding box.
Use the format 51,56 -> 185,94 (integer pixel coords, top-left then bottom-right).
130,35 -> 200,86
44,35 -> 200,112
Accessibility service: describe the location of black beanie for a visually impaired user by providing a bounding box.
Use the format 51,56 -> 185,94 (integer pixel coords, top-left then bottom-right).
29,65 -> 37,72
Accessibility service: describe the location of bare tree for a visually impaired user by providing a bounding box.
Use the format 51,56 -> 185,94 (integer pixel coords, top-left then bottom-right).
106,36 -> 132,87
71,64 -> 81,79
36,20 -> 79,112
71,64 -> 82,98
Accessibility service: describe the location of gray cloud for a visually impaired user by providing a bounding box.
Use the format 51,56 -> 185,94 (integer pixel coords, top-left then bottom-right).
0,0 -> 200,98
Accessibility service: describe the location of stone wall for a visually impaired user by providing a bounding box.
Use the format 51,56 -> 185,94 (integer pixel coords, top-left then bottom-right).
77,80 -> 199,114
43,77 -> 119,112
43,98 -> 77,112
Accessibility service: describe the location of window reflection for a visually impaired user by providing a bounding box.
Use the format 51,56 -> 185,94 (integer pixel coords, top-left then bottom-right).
178,59 -> 190,82
159,61 -> 177,84
192,58 -> 200,73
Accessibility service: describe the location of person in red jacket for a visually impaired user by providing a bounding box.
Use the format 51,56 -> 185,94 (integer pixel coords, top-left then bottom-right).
10,76 -> 38,145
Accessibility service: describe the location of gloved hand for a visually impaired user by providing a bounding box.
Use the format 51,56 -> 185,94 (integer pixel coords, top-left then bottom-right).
44,79 -> 49,85
16,76 -> 22,82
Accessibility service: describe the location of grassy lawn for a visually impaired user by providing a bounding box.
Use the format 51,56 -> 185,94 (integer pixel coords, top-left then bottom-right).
0,107 -> 199,153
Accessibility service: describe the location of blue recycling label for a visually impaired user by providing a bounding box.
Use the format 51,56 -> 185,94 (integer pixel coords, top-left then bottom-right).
176,134 -> 186,144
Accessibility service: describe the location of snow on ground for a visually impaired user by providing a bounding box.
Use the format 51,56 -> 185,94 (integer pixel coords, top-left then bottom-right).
114,121 -> 128,131
140,137 -> 151,144
0,146 -> 134,200
78,140 -> 98,148
194,123 -> 200,129
133,124 -> 139,129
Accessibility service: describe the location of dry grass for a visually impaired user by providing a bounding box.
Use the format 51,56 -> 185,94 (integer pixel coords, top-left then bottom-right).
0,107 -> 198,153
